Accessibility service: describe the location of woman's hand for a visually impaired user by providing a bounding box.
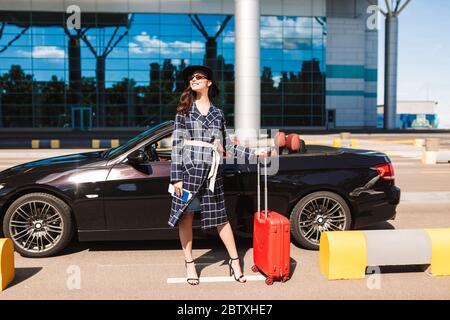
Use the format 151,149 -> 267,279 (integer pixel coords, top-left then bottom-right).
255,148 -> 270,158
173,181 -> 183,197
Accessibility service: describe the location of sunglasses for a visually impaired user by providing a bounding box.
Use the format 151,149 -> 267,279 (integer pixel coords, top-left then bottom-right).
189,74 -> 208,81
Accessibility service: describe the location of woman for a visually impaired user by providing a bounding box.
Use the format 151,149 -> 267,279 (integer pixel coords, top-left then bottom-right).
168,65 -> 267,285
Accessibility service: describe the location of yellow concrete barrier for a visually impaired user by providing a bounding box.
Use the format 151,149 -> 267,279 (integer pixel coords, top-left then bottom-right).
92,139 -> 100,149
31,139 -> 40,149
425,229 -> 450,276
320,228 -> 450,280
50,139 -> 60,148
332,138 -> 342,148
320,231 -> 367,280
414,139 -> 425,148
0,238 -> 15,291
111,139 -> 120,148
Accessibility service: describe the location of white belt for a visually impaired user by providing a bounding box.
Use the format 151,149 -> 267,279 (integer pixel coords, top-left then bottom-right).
184,139 -> 221,192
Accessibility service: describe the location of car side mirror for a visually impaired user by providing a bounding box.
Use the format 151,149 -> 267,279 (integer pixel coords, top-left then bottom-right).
127,149 -> 149,165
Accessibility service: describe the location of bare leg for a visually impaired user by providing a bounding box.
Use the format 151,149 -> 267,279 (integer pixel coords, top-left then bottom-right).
217,222 -> 246,282
179,212 -> 199,284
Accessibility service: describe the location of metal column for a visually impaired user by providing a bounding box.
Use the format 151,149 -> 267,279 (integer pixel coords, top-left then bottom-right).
384,14 -> 399,130
234,0 -> 261,141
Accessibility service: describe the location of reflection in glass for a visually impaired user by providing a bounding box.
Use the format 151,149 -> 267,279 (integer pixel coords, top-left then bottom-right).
0,11 -> 325,128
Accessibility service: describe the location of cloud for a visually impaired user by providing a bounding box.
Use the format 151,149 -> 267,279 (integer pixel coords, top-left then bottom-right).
272,75 -> 282,87
128,42 -> 142,54
171,58 -> 190,66
17,46 -> 66,59
215,22 -> 222,34
224,17 -> 325,50
262,16 -> 324,49
223,30 -> 234,44
129,32 -> 204,55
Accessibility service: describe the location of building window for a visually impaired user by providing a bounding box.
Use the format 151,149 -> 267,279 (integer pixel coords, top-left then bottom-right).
260,16 -> 326,127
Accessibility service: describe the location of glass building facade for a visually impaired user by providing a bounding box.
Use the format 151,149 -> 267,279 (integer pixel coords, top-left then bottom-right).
0,11 -> 326,128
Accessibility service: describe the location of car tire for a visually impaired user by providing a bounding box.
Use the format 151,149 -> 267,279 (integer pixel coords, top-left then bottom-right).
2,192 -> 73,258
290,191 -> 352,250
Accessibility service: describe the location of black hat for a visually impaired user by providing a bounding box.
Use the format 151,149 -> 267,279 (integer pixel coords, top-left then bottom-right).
182,65 -> 214,86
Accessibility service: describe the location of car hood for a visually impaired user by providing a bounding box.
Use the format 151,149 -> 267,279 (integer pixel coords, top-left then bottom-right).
0,150 -> 107,179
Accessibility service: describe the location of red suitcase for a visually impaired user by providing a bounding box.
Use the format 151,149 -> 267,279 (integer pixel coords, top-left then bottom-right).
252,157 -> 291,285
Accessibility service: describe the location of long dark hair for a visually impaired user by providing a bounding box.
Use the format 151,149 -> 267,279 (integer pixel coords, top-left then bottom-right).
177,78 -> 220,114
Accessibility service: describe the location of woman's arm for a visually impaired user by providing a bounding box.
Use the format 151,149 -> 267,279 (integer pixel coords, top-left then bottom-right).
170,113 -> 187,183
220,110 -> 257,161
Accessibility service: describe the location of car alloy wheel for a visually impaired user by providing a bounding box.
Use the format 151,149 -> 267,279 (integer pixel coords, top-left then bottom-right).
9,200 -> 64,254
3,192 -> 73,258
298,196 -> 346,246
290,191 -> 352,250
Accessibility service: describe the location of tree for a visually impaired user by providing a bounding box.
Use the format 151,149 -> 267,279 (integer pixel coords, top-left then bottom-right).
261,66 -> 282,126
106,78 -> 137,127
0,65 -> 33,127
39,75 -> 66,127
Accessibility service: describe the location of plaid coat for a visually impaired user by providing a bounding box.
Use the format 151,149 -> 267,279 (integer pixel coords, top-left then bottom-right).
168,102 -> 256,230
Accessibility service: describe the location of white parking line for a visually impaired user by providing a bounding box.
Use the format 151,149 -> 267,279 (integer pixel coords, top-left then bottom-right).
393,162 -> 420,166
167,275 -> 266,284
418,171 -> 450,174
401,192 -> 450,203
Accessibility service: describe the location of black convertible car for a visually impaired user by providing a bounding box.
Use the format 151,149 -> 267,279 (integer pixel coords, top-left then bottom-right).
0,121 -> 400,257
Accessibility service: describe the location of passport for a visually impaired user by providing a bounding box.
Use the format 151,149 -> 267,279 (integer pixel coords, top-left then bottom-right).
168,184 -> 193,203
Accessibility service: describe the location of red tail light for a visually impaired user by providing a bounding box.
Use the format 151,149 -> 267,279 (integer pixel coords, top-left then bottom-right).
375,163 -> 395,180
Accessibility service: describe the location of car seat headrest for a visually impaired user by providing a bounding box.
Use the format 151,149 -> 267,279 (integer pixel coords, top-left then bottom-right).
286,133 -> 301,152
274,131 -> 286,147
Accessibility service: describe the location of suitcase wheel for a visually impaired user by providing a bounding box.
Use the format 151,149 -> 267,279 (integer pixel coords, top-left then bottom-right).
265,277 -> 274,286
251,265 -> 259,273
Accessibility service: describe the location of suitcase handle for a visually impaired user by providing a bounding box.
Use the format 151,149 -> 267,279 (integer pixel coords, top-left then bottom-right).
257,156 -> 268,220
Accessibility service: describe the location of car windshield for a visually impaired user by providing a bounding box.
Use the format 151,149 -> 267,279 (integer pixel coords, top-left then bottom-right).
102,122 -> 169,159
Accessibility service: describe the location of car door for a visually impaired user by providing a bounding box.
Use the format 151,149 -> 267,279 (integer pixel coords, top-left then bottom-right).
103,157 -> 172,231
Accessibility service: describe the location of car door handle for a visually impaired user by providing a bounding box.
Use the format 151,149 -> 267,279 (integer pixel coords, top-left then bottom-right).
222,169 -> 240,177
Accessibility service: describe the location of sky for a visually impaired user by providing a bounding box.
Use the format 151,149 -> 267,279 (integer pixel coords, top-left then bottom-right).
376,0 -> 450,128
